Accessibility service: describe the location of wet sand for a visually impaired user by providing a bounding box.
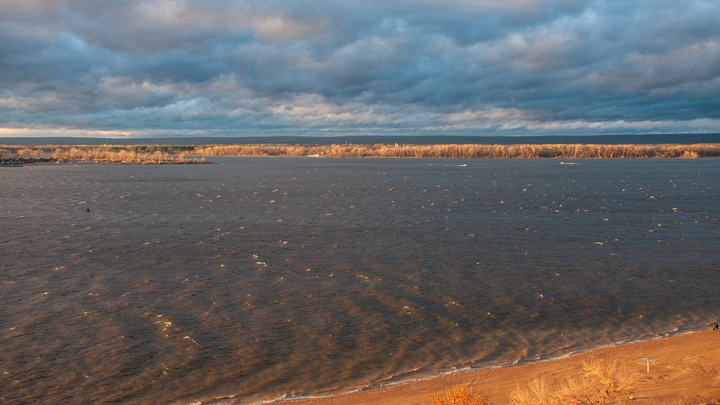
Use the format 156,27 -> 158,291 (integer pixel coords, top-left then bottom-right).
283,330 -> 720,405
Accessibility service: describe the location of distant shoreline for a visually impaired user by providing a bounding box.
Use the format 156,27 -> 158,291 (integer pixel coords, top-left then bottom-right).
2,142 -> 720,161
0,157 -> 215,166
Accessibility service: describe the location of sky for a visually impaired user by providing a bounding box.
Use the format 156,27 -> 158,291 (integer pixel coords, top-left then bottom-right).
1,0 -> 720,138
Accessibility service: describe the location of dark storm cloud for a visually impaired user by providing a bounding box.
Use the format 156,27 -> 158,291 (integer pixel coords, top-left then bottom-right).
1,0 -> 719,137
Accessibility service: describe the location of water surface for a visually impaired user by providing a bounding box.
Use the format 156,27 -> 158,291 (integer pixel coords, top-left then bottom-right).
1,158 -> 719,404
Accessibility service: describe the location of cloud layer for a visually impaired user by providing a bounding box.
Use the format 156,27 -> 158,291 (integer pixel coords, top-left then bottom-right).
1,0 -> 720,137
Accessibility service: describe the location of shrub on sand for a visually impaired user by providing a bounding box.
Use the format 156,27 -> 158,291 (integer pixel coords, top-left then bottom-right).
509,361 -> 637,405
430,386 -> 490,405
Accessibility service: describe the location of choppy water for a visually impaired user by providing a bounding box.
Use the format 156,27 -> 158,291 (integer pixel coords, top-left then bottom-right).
1,157 -> 719,405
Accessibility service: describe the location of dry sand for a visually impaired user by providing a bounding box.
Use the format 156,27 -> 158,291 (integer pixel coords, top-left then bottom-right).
284,330 -> 720,405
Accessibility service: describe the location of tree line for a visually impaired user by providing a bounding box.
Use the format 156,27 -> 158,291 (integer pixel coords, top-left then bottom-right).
2,142 -> 719,160
1,146 -> 208,164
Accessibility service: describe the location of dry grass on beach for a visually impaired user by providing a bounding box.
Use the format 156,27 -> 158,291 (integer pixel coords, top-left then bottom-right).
431,386 -> 490,405
430,361 -> 637,405
277,331 -> 720,405
509,361 -> 638,405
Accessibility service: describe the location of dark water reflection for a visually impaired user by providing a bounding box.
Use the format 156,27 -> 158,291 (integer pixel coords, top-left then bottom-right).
1,158 -> 718,404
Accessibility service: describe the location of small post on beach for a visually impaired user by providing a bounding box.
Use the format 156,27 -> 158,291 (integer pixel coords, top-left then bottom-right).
636,358 -> 659,373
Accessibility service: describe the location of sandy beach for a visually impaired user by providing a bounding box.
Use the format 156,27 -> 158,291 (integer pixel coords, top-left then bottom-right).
283,330 -> 720,405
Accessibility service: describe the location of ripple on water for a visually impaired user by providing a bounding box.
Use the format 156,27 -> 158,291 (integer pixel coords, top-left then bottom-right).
0,158 -> 718,404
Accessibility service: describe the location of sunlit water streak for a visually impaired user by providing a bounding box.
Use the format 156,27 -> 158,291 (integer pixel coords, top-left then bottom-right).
1,157 -> 719,404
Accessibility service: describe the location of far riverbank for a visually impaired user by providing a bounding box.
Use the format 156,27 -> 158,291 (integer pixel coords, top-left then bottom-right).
3,142 -> 720,161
